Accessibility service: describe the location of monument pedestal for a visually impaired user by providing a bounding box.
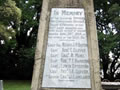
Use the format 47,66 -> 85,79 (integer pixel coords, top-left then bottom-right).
31,0 -> 102,90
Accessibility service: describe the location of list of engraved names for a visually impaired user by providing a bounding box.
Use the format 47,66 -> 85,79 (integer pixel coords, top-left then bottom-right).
42,8 -> 91,88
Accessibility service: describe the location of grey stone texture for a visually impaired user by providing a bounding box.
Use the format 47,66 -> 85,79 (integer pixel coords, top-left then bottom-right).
31,0 -> 102,90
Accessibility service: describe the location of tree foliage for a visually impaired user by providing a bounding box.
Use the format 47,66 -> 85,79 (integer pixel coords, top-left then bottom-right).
0,0 -> 42,79
0,0 -> 119,81
94,0 -> 120,81
0,0 -> 21,41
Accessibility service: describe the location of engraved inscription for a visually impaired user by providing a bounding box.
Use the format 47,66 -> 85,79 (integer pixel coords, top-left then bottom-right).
42,8 -> 91,88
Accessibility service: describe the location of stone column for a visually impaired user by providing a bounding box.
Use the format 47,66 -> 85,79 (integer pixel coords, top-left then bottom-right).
31,0 -> 102,90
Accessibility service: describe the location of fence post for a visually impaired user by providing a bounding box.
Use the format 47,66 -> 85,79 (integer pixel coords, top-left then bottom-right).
0,80 -> 3,90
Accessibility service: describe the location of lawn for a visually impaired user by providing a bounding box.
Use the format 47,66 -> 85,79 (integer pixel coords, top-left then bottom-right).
3,80 -> 31,90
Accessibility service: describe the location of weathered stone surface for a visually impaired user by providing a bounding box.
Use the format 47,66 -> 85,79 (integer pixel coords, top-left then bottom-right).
31,0 -> 102,90
42,8 -> 91,88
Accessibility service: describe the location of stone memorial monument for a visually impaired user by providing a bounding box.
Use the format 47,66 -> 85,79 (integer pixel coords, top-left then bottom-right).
31,0 -> 102,90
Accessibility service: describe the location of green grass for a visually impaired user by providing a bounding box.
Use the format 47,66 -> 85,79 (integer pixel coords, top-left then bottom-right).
4,80 -> 31,90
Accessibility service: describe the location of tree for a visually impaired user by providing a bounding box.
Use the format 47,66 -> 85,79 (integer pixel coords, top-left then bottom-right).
0,0 -> 21,41
14,0 -> 42,49
0,0 -> 21,79
0,0 -> 42,79
94,0 -> 120,81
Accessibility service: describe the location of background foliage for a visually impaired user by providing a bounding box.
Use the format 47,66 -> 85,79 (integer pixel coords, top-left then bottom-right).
0,0 -> 120,81
0,0 -> 42,79
94,0 -> 120,81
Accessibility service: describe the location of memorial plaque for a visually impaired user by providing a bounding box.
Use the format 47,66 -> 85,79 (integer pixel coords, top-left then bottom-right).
42,8 -> 91,88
